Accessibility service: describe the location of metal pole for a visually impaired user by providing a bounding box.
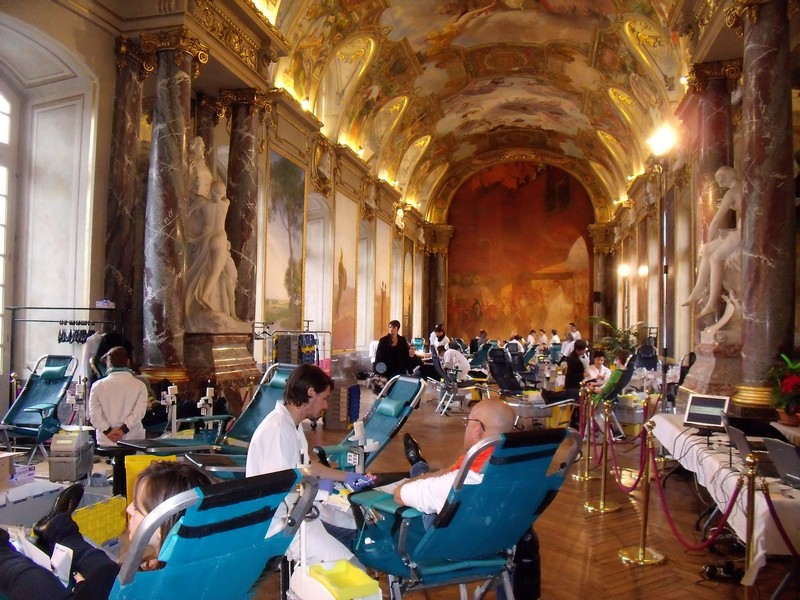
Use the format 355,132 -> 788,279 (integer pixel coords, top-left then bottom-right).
744,454 -> 757,600
574,389 -> 597,481
585,400 -> 620,513
619,420 -> 665,564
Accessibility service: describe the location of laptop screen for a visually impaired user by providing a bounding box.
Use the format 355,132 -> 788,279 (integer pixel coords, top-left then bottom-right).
683,394 -> 730,430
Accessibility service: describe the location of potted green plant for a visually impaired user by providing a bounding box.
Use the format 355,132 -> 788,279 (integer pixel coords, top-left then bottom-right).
766,354 -> 800,426
589,317 -> 648,355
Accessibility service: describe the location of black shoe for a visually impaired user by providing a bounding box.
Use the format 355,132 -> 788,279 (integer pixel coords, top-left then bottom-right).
403,433 -> 426,467
33,482 -> 84,540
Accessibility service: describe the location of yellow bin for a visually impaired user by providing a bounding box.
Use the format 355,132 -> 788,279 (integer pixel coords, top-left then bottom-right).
308,561 -> 380,600
125,454 -> 177,504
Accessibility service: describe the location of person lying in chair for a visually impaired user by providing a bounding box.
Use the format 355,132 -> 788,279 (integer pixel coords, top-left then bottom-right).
590,350 -> 631,406
394,399 -> 539,599
0,461 -> 211,600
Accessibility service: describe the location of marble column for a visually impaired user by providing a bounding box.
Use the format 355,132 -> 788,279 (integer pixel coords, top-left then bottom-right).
195,93 -> 222,175
220,89 -> 268,323
104,36 -> 151,359
729,0 -> 795,411
140,29 -> 208,378
423,224 -> 453,331
680,61 -> 742,398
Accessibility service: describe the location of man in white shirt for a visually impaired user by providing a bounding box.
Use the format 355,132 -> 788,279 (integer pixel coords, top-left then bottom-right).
88,346 -> 147,446
549,329 -> 561,345
568,322 -> 582,341
441,344 -> 471,381
394,399 -> 516,513
246,364 -> 370,564
429,324 -> 450,352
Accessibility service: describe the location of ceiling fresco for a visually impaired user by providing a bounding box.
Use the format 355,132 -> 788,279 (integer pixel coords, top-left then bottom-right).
273,0 -> 685,224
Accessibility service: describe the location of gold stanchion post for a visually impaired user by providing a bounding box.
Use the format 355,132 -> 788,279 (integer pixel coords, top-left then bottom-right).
743,454 -> 757,600
585,399 -> 621,513
573,388 -> 596,481
619,420 -> 665,565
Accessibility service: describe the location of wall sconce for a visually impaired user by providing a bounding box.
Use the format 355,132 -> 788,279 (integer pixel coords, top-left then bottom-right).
637,265 -> 649,278
618,263 -> 631,329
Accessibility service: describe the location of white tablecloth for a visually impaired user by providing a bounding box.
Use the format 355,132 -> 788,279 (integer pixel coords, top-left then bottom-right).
652,413 -> 800,583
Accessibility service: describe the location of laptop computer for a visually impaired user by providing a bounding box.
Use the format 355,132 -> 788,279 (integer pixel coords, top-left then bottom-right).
725,424 -> 780,479
763,437 -> 800,489
683,393 -> 730,432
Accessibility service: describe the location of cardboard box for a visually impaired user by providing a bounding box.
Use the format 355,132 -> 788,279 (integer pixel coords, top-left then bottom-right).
0,452 -> 24,491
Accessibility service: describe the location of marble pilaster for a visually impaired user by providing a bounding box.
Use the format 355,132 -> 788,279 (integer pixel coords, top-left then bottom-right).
733,0 -> 795,411
140,29 -> 208,377
221,89 -> 268,323
104,36 -> 150,356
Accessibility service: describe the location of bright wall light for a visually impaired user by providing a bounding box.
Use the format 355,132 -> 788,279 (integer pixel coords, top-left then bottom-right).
617,263 -> 631,278
647,125 -> 676,157
638,265 -> 649,277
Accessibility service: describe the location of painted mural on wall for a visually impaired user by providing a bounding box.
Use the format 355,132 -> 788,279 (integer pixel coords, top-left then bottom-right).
332,192 -> 358,351
447,162 -> 593,342
265,150 -> 305,331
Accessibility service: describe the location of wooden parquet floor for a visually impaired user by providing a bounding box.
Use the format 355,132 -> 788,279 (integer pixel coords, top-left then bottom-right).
256,386 -> 798,599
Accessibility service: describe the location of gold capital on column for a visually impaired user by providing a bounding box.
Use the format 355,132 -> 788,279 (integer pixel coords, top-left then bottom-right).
588,222 -> 615,255
198,93 -> 226,124
423,224 -> 453,255
116,36 -> 155,77
686,60 -> 742,95
140,27 -> 209,75
725,0 -> 793,34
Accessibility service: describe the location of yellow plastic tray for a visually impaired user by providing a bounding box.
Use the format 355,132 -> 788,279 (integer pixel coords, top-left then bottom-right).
308,560 -> 380,600
72,495 -> 127,545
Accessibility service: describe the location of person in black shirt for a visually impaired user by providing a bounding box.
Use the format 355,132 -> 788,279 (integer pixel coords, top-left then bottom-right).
374,320 -> 411,379
541,339 -> 589,405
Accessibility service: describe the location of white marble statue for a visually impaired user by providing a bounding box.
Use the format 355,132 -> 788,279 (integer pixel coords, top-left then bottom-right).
682,166 -> 742,318
185,167 -> 249,333
189,136 -> 212,200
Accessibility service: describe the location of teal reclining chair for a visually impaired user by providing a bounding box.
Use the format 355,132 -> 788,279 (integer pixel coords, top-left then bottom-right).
119,364 -> 296,474
111,468 -> 316,600
313,374 -> 424,473
349,428 -> 581,600
1,355 -> 77,464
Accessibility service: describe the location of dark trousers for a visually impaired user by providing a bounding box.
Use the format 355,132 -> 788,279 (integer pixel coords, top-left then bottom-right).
0,514 -> 119,600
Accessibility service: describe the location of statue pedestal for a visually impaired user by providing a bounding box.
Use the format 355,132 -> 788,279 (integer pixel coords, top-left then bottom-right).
678,339 -> 742,402
184,333 -> 260,391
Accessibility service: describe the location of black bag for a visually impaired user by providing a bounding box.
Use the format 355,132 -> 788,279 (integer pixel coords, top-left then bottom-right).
513,528 -> 540,599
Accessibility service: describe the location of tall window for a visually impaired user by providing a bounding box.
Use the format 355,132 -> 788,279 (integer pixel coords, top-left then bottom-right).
0,86 -> 15,373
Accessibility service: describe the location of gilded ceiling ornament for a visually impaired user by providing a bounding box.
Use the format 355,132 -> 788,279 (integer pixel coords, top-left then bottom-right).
197,93 -> 226,125
310,134 -> 335,196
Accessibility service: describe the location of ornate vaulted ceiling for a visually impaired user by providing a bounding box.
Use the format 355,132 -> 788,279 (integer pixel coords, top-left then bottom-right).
270,0 -> 686,224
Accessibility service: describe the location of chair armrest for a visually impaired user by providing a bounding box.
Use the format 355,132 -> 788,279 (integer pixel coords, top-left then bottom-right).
23,403 -> 58,415
176,415 -> 235,425
315,443 -> 356,470
349,489 -> 423,519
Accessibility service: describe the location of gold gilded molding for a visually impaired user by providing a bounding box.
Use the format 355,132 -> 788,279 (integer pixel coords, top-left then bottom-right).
238,0 -> 292,52
687,59 -> 742,95
733,383 -> 772,407
115,36 -> 155,77
360,176 -> 378,221
219,88 -> 270,116
423,223 -> 453,255
191,0 -> 259,71
310,133 -> 335,196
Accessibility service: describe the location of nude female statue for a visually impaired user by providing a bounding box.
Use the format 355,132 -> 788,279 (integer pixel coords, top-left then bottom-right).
682,166 -> 741,318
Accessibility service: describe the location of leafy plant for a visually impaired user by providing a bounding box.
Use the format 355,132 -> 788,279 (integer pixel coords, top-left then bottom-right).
589,317 -> 649,354
766,354 -> 800,416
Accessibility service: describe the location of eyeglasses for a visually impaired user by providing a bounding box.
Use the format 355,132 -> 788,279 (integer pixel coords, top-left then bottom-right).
462,417 -> 485,431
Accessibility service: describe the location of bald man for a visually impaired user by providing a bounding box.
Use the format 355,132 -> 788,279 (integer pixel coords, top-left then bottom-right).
394,399 -> 516,513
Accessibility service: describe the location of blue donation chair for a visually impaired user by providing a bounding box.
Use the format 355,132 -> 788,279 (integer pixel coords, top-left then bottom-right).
486,347 -> 538,398
119,363 -> 294,455
111,468 -> 316,600
313,375 -> 424,473
1,355 -> 77,463
428,352 -> 488,416
349,428 -> 581,600
467,343 -> 492,375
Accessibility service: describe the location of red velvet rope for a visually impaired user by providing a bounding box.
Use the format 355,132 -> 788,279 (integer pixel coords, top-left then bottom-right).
651,446 -> 742,551
760,487 -> 800,558
607,421 -> 647,494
